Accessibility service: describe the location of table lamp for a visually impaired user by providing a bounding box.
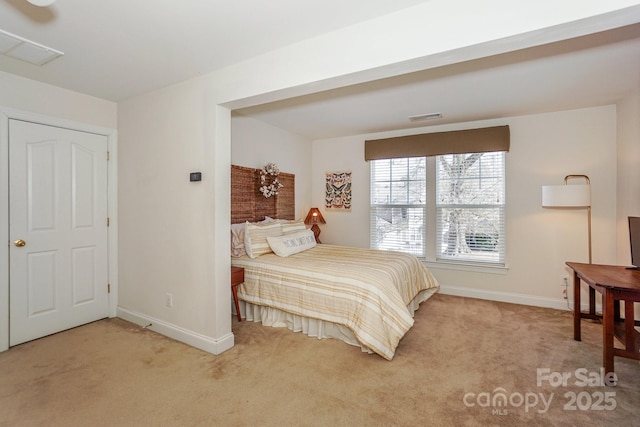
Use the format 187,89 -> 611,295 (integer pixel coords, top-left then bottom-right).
304,207 -> 326,243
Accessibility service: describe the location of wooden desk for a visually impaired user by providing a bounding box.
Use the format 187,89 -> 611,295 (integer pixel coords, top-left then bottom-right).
231,266 -> 245,321
567,262 -> 640,375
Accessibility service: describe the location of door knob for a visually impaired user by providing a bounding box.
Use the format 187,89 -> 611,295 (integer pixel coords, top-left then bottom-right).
14,239 -> 26,247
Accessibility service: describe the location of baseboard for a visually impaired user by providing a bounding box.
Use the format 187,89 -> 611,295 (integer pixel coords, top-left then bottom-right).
116,306 -> 234,355
438,285 -> 595,312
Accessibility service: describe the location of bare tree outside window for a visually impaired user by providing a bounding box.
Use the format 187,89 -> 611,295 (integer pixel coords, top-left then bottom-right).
437,152 -> 505,263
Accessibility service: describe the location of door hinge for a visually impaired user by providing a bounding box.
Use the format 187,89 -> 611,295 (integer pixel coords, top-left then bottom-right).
108,283 -> 111,293
107,150 -> 110,161
107,217 -> 110,227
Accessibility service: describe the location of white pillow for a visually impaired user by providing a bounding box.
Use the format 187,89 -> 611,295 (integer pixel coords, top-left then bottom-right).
231,217 -> 277,258
244,221 -> 283,258
267,229 -> 316,257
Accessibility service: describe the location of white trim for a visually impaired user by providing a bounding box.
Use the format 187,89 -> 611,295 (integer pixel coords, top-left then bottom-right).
107,130 -> 118,318
117,306 -> 235,355
0,111 -> 9,352
425,260 -> 509,275
439,284 -> 571,311
0,107 -> 118,352
438,284 -> 602,313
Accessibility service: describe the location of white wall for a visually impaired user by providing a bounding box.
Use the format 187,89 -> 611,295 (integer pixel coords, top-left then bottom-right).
616,89 -> 640,265
231,114 -> 313,219
117,78 -> 233,352
311,106 -> 618,308
0,72 -> 117,128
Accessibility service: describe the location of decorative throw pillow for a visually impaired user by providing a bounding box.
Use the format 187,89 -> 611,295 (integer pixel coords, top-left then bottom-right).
231,222 -> 247,257
267,229 -> 316,257
281,219 -> 307,235
244,221 -> 283,258
231,218 -> 277,257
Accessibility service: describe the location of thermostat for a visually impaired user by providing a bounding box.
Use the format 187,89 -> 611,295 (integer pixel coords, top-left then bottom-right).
190,172 -> 202,182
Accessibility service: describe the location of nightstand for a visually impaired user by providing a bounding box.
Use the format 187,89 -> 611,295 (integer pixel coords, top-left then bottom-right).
231,266 -> 244,321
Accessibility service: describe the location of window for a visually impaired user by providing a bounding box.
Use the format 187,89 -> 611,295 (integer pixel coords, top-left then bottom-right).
370,152 -> 505,266
370,158 -> 426,257
436,152 -> 505,264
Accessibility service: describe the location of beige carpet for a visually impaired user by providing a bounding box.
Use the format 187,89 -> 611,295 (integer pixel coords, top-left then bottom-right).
1,294 -> 639,426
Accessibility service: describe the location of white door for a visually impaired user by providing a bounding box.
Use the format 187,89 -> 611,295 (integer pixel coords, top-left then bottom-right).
9,119 -> 109,346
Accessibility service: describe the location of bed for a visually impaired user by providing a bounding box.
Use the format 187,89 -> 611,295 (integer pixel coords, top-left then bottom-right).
230,164 -> 439,360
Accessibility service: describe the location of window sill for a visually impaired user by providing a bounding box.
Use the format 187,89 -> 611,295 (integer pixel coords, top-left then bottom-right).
422,259 -> 509,275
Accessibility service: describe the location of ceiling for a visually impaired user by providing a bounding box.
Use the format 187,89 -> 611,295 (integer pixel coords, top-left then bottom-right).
0,0 -> 427,102
236,23 -> 640,139
1,1 -> 640,140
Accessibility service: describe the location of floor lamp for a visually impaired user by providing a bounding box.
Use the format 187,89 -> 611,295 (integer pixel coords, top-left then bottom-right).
542,174 -> 592,263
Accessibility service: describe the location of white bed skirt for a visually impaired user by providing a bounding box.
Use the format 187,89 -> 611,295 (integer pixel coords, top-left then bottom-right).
236,288 -> 437,355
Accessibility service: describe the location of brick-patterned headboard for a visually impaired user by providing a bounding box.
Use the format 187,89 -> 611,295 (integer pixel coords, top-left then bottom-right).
231,164 -> 295,224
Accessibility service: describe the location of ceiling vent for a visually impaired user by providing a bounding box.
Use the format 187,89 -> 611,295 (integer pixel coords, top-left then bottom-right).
408,112 -> 443,122
0,29 -> 64,66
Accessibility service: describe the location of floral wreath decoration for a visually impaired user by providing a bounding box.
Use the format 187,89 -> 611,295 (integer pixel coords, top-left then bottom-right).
259,162 -> 284,198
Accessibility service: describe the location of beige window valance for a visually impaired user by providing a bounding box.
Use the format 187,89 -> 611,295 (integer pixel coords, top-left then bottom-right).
364,125 -> 510,161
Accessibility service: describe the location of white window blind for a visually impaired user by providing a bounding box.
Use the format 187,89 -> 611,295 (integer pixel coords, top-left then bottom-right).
370,152 -> 506,266
370,158 -> 426,257
436,152 -> 505,265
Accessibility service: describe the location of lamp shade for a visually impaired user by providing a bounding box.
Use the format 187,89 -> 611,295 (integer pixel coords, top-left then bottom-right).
304,207 -> 326,225
542,184 -> 591,207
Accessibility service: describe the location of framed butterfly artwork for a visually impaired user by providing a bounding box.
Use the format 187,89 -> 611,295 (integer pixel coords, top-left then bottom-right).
325,171 -> 352,211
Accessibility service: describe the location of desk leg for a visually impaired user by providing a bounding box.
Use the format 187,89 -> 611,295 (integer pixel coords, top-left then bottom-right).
573,271 -> 581,341
589,287 -> 596,315
603,288 -> 614,375
625,300 -> 637,353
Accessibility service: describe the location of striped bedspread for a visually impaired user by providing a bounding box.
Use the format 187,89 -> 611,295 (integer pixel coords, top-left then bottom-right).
231,244 -> 439,360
